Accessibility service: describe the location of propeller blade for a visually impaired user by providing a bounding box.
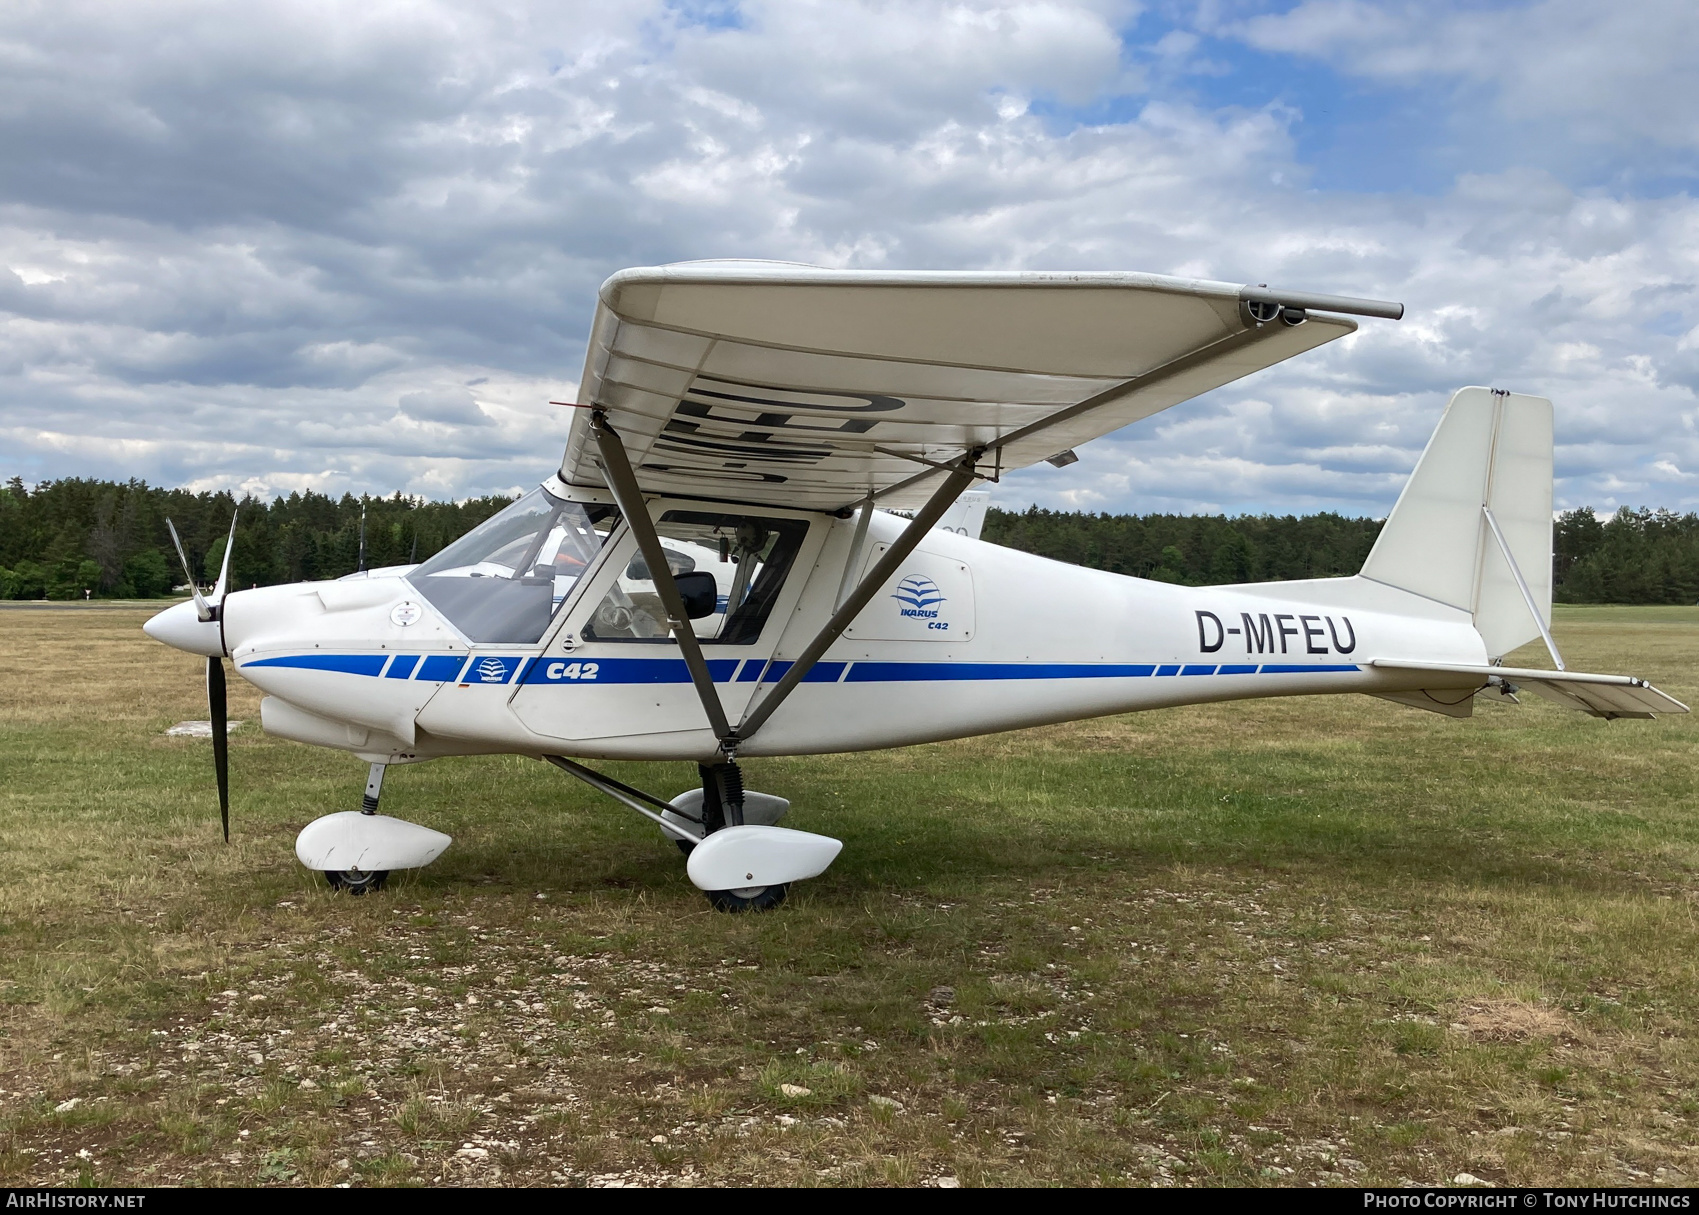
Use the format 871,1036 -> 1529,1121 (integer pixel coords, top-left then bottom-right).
166,518 -> 214,623
207,657 -> 230,843
210,510 -> 238,606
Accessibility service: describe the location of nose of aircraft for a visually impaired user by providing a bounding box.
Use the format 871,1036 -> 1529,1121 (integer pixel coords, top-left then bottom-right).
143,599 -> 226,658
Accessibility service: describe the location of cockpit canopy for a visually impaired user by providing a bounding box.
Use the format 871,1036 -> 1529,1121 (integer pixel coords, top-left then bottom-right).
409,488 -> 618,644
407,487 -> 812,649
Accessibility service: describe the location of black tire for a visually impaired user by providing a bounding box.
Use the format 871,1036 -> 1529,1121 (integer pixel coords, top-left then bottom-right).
705,883 -> 788,913
676,838 -> 695,857
325,869 -> 389,895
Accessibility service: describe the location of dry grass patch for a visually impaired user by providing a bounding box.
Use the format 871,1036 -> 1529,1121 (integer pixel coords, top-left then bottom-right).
1453,1000 -> 1574,1044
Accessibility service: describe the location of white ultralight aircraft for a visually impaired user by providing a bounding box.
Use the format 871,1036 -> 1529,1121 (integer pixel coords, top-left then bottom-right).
144,263 -> 1688,910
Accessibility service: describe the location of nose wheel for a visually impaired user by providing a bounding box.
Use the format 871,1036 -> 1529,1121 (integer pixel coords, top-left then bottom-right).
325,868 -> 389,895
298,763 -> 452,894
706,884 -> 788,913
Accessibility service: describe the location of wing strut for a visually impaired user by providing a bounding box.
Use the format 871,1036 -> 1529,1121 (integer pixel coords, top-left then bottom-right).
981,322 -> 1280,477
596,409 -> 981,753
833,492 -> 874,610
735,451 -> 982,746
591,410 -> 734,741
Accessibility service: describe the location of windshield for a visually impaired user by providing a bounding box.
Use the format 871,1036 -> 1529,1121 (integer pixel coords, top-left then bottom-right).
410,488 -> 619,644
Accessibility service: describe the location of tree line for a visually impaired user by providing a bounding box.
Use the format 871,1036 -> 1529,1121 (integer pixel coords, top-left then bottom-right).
1,476 -> 1695,603
980,504 -> 1699,605
0,477 -> 513,600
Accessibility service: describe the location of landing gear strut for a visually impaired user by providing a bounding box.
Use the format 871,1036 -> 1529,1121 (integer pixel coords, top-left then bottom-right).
661,760 -> 791,910
543,754 -> 827,914
691,759 -> 788,912
324,762 -> 391,894
677,760 -> 744,850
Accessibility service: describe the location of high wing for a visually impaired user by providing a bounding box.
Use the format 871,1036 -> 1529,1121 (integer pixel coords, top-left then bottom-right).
559,262 -> 1401,510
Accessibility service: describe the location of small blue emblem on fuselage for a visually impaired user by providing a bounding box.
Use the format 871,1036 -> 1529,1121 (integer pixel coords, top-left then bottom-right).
893,575 -> 946,619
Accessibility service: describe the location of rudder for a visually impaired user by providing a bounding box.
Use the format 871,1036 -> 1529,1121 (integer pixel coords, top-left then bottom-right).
1360,387 -> 1554,661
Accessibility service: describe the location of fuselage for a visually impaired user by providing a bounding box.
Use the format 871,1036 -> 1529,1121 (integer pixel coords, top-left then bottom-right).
149,483 -> 1491,764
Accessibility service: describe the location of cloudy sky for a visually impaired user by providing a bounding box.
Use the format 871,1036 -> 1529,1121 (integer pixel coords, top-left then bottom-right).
3,0 -> 1697,516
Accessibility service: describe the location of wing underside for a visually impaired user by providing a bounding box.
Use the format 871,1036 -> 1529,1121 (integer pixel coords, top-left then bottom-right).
559,264 -> 1363,510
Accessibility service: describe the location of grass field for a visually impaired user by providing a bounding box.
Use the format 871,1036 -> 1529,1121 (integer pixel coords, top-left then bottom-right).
1,603 -> 1697,1187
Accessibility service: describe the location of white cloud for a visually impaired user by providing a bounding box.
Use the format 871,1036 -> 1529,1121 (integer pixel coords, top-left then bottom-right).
1227,0 -> 1699,152
0,0 -> 1695,520
397,387 -> 489,427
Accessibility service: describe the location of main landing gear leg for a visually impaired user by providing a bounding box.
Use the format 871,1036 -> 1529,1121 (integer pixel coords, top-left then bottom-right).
545,755 -> 797,914
326,762 -> 390,895
679,759 -> 743,849
697,757 -> 787,913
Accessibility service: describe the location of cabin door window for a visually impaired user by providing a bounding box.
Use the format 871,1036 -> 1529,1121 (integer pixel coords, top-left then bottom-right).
582,511 -> 809,645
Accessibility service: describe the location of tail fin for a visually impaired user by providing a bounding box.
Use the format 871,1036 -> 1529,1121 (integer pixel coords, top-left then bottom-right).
1360,386 -> 1554,662
934,490 -> 991,540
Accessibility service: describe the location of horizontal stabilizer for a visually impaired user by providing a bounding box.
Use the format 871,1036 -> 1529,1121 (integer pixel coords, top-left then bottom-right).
1370,660 -> 1688,720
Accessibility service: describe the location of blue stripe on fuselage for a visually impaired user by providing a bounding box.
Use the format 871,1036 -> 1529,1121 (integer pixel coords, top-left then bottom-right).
1257,663 -> 1361,674
418,654 -> 469,682
242,654 -> 1362,684
243,653 -> 388,677
521,657 -> 743,684
759,660 -> 846,684
845,662 -> 1161,682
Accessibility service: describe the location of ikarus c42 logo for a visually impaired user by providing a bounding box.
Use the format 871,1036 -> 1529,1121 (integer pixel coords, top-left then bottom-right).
846,555 -> 975,642
892,575 -> 946,619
